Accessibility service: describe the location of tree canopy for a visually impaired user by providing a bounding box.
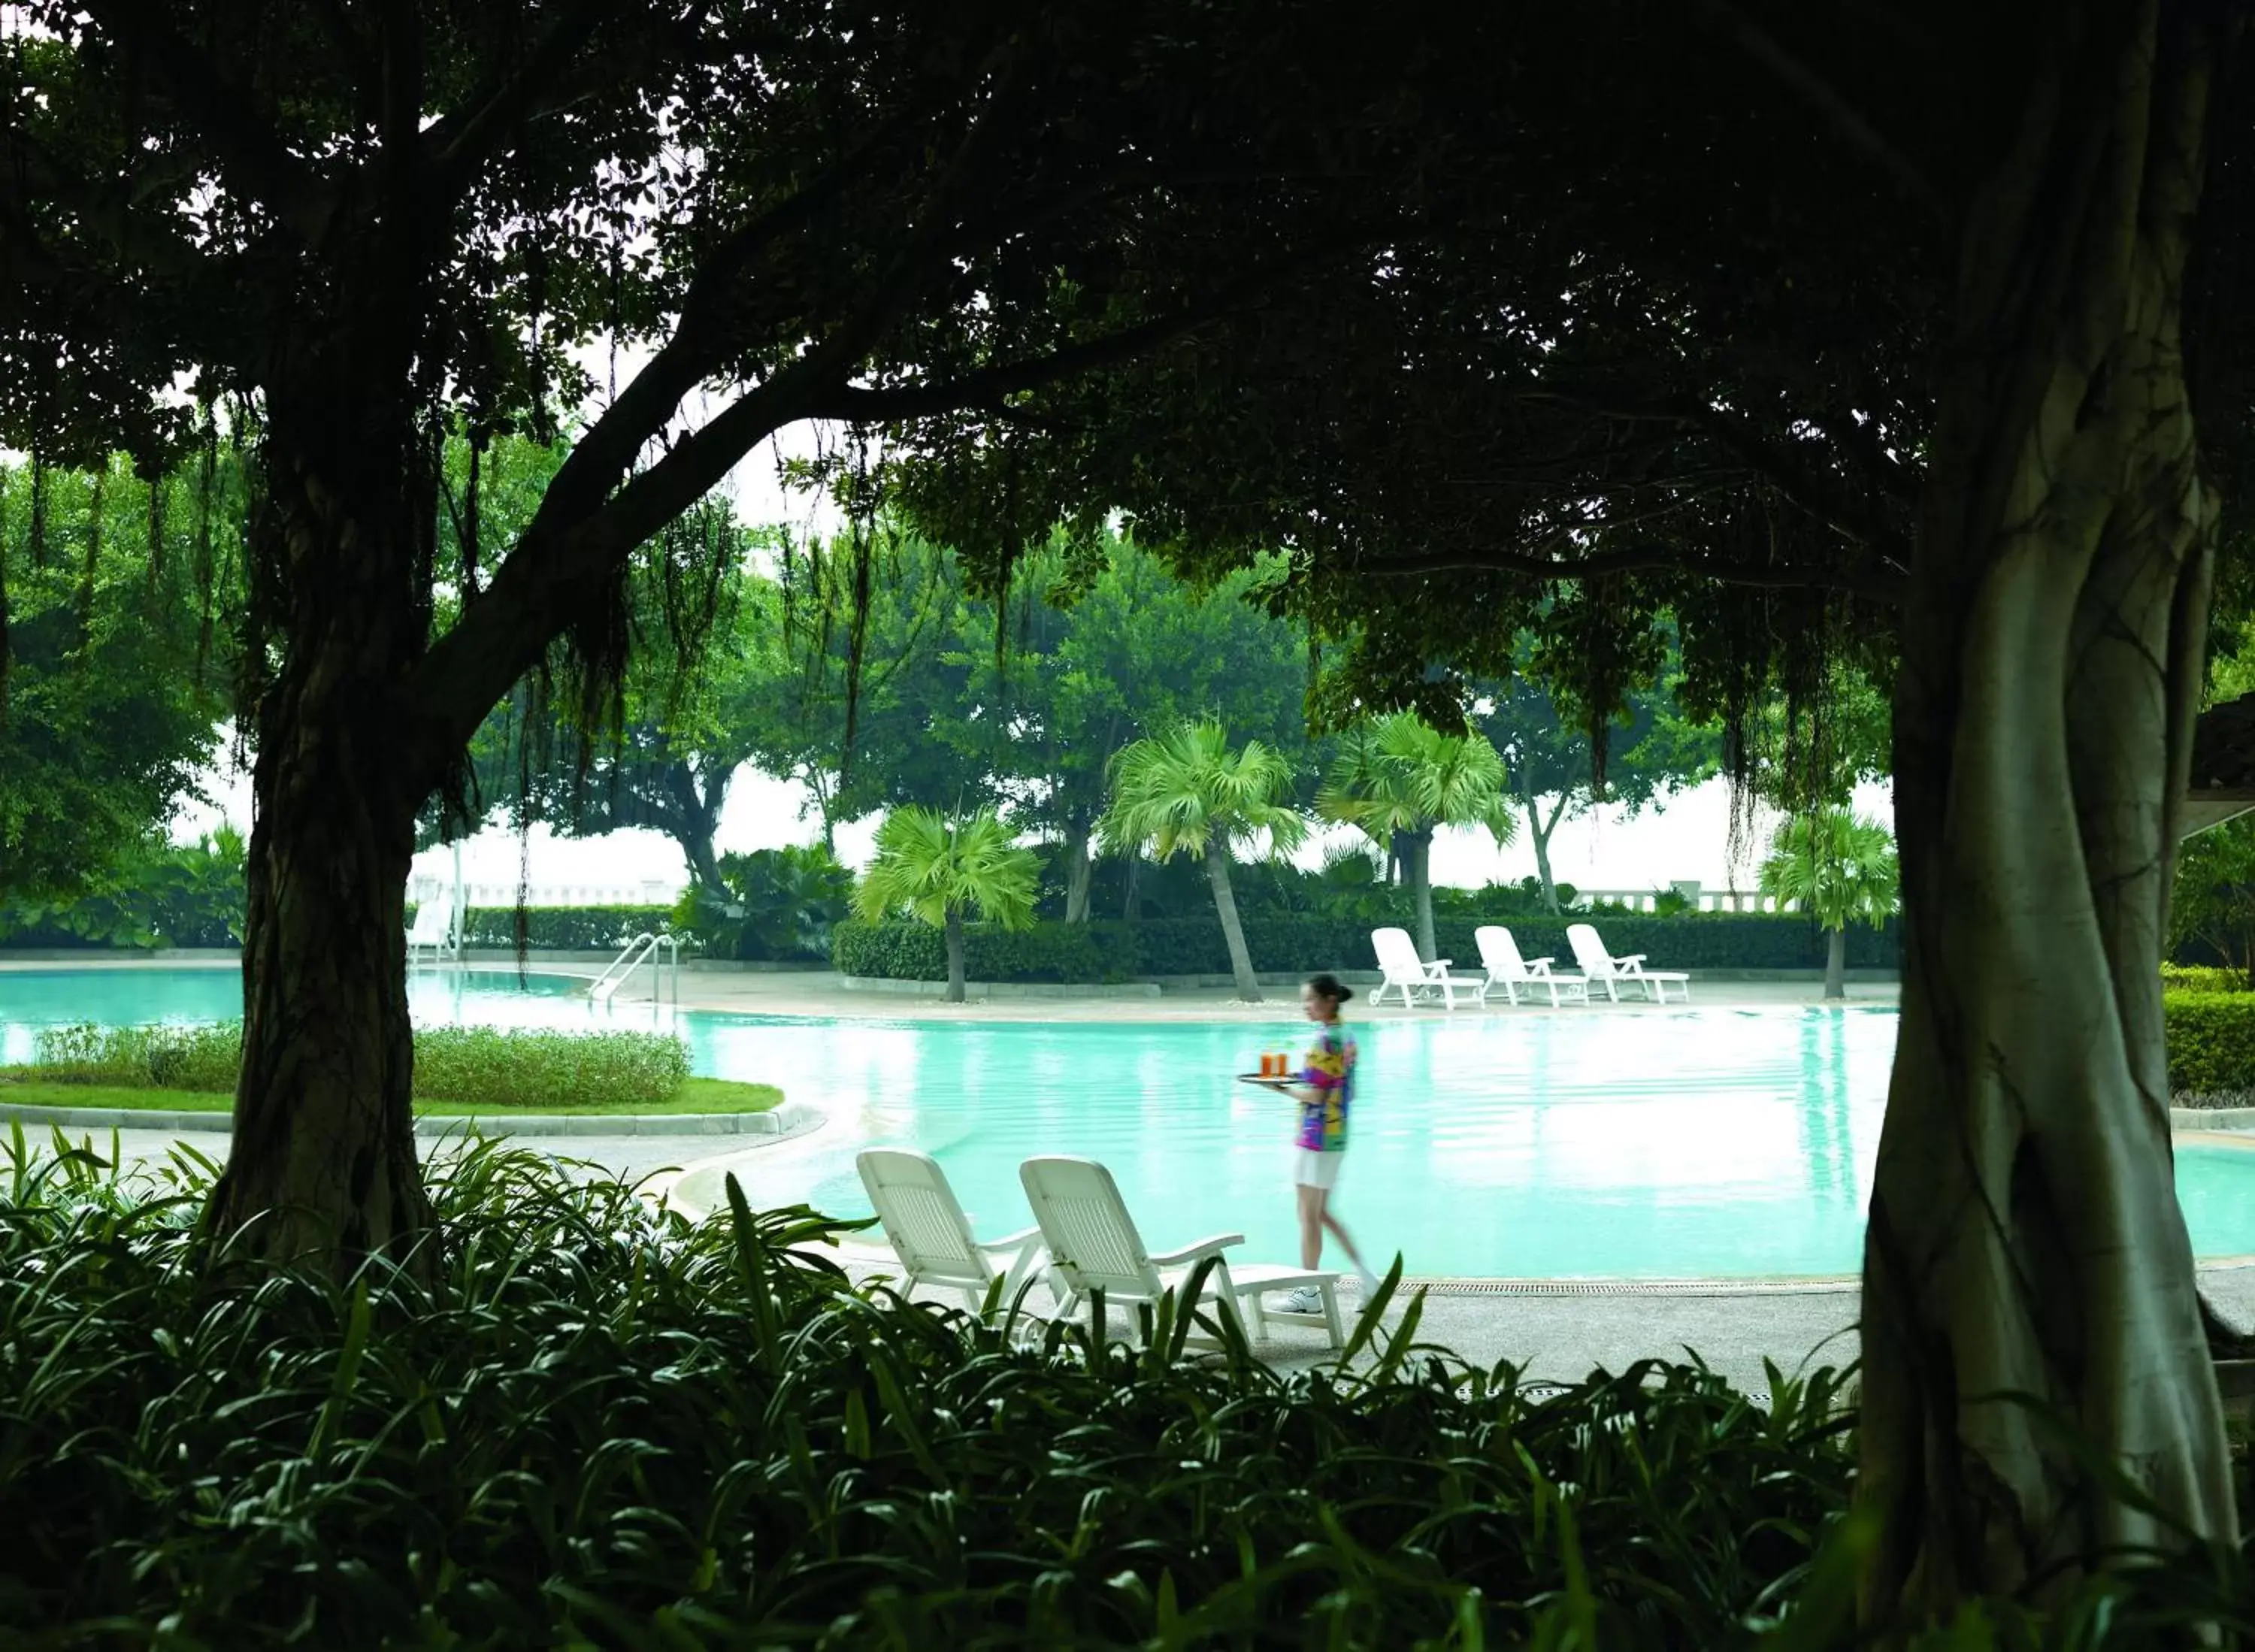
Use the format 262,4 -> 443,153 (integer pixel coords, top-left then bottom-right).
0,455 -> 232,900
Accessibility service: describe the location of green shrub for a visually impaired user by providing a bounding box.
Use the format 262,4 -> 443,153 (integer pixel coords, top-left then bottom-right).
834,912 -> 1901,981
33,1022 -> 240,1089
2166,991 -> 2255,1096
673,846 -> 852,961
0,828 -> 247,949
409,1027 -> 689,1109
27,1022 -> 690,1109
2163,963 -> 2254,994
0,1139 -> 1877,1646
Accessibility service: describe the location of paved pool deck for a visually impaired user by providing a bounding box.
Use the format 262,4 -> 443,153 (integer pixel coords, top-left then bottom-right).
20,961 -> 2255,1396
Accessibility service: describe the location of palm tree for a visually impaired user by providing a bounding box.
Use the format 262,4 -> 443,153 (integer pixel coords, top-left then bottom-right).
1100,719 -> 1307,1002
1758,808 -> 1899,1000
855,807 -> 1039,1003
1318,711 -> 1514,961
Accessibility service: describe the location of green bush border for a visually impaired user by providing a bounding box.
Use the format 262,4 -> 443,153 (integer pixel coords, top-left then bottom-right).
832,912 -> 1902,982
27,1022 -> 695,1111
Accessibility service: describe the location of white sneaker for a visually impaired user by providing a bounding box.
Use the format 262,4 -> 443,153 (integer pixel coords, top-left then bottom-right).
1279,1285 -> 1324,1315
1355,1265 -> 1383,1296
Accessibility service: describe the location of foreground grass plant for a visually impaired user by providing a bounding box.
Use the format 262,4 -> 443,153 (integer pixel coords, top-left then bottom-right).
0,1132 -> 2243,1647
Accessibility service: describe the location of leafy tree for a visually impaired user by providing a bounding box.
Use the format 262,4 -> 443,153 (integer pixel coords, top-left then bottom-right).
714,531 -> 988,848
4,1 -> 1428,1267
853,808 -> 1038,1003
943,537 -> 1311,921
1474,636 -> 1721,913
2169,818 -> 2255,987
1,455 -> 230,902
0,825 -> 248,949
1757,809 -> 1899,1000
1317,712 -> 1510,961
491,500 -> 764,891
1101,719 -> 1306,1001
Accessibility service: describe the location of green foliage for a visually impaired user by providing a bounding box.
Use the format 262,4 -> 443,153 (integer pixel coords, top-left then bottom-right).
945,537 -> 1315,840
2162,964 -> 2254,994
443,905 -> 675,952
855,808 -> 1040,932
836,912 -> 1902,982
32,1022 -> 241,1091
673,846 -> 853,961
2172,818 -> 2255,979
1318,710 -> 1513,847
0,456 -> 231,903
2164,992 -> 2255,1097
448,490 -> 773,884
1758,810 -> 1899,935
409,1028 -> 692,1111
0,827 -> 247,949
1102,718 -> 1307,866
28,1024 -> 691,1110
0,1139 -> 1877,1646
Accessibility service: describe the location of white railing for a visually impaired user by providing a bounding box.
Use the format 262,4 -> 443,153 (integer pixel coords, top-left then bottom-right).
408,874 -> 677,909
1569,885 -> 1802,915
590,932 -> 682,1006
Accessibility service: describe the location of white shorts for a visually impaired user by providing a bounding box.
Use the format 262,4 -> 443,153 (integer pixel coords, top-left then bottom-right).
1294,1148 -> 1345,1190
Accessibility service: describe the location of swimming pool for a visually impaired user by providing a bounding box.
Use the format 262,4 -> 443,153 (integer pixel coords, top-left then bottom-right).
8,966 -> 2255,1278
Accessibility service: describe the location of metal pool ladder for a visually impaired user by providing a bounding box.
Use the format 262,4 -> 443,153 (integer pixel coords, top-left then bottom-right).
591,931 -> 682,1007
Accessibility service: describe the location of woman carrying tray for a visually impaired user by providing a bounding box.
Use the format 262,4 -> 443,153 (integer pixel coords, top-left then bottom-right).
1262,973 -> 1382,1312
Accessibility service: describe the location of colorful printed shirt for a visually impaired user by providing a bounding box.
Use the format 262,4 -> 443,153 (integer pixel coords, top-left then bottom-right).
1296,1025 -> 1355,1152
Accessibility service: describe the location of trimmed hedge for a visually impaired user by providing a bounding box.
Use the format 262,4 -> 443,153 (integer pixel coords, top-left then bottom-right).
412,904 -> 675,952
834,912 -> 1902,982
28,1021 -> 692,1110
2162,964 -> 2254,994
2166,991 -> 2255,1097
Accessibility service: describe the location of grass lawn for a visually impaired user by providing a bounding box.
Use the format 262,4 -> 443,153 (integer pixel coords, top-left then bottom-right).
0,1074 -> 783,1117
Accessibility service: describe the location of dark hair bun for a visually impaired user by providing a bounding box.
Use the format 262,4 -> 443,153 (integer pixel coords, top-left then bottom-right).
1306,973 -> 1353,1003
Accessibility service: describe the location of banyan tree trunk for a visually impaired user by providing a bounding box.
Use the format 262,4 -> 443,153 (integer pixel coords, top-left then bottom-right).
200,446 -> 436,1275
1859,2 -> 2236,1620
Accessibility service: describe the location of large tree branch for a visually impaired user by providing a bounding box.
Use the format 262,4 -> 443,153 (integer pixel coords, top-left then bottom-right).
1696,0 -> 1948,216
423,0 -> 634,192
77,0 -> 333,243
804,307 -> 1229,423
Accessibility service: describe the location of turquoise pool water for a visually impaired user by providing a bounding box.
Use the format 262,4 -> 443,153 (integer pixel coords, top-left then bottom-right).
7,966 -> 2255,1278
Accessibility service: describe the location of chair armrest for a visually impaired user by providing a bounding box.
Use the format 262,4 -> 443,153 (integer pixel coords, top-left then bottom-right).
1149,1232 -> 1246,1267
1424,958 -> 1452,971
976,1226 -> 1044,1257
1526,958 -> 1554,973
1615,954 -> 1648,970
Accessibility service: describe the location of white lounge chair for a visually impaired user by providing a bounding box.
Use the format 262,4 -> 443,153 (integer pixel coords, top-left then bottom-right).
857,1148 -> 1048,1318
1566,922 -> 1690,1003
1018,1156 -> 1344,1348
1473,925 -> 1588,1007
1369,926 -> 1485,1010
406,896 -> 456,969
